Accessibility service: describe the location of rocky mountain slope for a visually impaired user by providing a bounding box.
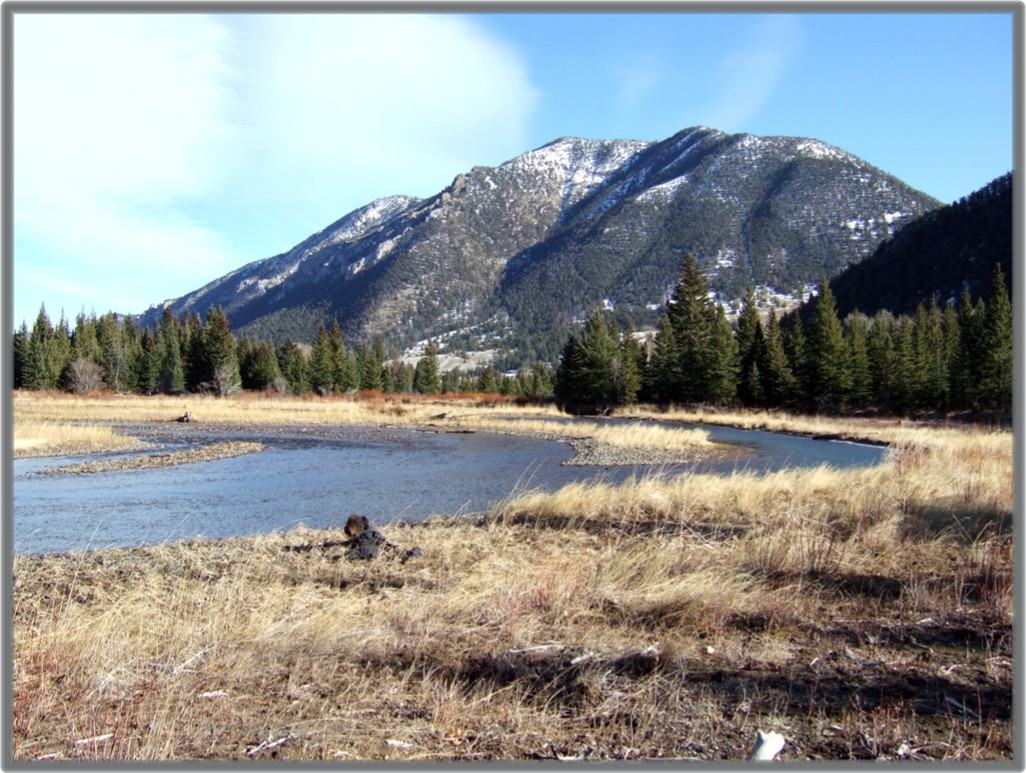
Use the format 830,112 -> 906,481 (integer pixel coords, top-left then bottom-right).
137,126 -> 942,365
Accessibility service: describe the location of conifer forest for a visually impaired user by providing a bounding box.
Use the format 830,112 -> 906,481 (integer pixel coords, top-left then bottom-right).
12,255 -> 1011,418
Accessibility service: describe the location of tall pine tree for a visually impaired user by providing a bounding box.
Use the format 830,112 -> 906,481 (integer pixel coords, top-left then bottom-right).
977,264 -> 1013,411
806,277 -> 850,409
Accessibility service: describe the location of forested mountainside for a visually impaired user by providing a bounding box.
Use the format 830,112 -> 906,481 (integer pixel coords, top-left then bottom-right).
826,173 -> 1012,319
136,126 -> 940,366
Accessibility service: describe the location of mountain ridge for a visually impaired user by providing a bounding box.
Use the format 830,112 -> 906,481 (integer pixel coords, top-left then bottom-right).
137,126 -> 942,364
825,171 -> 1013,319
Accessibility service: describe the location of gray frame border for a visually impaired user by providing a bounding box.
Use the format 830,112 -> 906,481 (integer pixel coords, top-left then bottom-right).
1,1 -> 1022,770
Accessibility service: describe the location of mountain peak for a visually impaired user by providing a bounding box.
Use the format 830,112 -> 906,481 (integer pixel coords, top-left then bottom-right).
137,126 -> 943,366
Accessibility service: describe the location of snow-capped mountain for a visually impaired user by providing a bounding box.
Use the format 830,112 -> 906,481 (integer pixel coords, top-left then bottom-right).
137,126 -> 941,364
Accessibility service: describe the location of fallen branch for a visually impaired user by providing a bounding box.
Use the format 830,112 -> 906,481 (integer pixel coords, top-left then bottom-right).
74,733 -> 114,747
508,643 -> 566,655
945,696 -> 981,720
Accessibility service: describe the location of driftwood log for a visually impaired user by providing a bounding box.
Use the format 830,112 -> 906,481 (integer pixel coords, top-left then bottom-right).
283,514 -> 423,563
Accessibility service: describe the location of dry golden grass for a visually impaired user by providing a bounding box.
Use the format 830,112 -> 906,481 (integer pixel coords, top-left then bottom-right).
11,390 -> 567,437
10,393 -> 1014,760
13,420 -> 147,458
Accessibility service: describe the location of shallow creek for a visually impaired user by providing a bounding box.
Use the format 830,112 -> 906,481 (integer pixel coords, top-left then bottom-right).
12,420 -> 886,555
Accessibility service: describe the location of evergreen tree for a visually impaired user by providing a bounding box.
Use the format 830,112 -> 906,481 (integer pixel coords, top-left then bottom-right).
276,338 -> 309,394
554,334 -> 582,404
255,342 -> 283,391
356,340 -> 384,391
198,306 -> 240,396
309,323 -> 335,394
370,338 -> 388,391
51,313 -> 74,391
71,311 -> 100,364
845,313 -> 873,409
940,303 -> 962,404
950,289 -> 985,409
119,316 -> 143,394
441,368 -> 462,394
665,255 -> 715,403
183,311 -> 206,392
555,310 -> 618,408
382,361 -> 397,393
977,264 -> 1013,411
646,315 -> 679,404
477,364 -> 499,394
136,327 -> 161,395
705,304 -> 738,405
413,340 -> 442,394
782,315 -> 809,407
615,320 -> 643,405
12,323 -> 28,389
530,363 -> 555,398
805,278 -> 850,409
24,306 -> 59,390
236,335 -> 255,386
157,308 -> 186,394
499,374 -> 518,396
866,312 -> 896,409
735,286 -> 765,406
328,320 -> 358,392
759,311 -> 798,408
890,317 -> 917,415
393,361 -> 415,393
912,301 -> 947,410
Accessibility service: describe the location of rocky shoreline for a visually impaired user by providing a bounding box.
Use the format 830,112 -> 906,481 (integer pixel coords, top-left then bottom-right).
563,437 -> 727,466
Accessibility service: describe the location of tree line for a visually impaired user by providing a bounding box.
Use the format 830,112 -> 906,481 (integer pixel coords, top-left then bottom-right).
13,253 -> 1011,417
555,255 -> 1012,415
12,305 -> 555,399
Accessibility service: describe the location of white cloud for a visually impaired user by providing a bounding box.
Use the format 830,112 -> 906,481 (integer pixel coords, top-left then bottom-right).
15,14 -> 235,202
226,14 -> 538,224
14,13 -> 243,320
702,15 -> 805,132
12,12 -> 538,323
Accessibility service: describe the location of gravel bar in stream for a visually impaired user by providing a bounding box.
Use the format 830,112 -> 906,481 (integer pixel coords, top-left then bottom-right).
35,441 -> 267,476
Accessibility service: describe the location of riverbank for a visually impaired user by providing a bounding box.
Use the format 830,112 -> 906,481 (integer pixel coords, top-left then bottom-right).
12,449 -> 1013,761
9,391 -> 1014,760
12,391 -> 732,467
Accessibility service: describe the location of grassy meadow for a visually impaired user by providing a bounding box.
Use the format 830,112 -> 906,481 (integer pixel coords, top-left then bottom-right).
9,391 -> 1015,761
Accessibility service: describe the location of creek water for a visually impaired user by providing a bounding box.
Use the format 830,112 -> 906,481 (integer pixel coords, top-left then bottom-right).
12,420 -> 887,555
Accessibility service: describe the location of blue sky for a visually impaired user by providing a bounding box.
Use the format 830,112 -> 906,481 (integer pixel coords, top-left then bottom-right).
10,7 -> 1016,329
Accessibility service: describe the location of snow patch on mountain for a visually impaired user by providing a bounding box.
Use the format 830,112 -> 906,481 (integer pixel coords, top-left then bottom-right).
237,261 -> 302,295
793,138 -> 855,163
510,136 -> 651,213
299,195 -> 419,260
635,175 -> 690,203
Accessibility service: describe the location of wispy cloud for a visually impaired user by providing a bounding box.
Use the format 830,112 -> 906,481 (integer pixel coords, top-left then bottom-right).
13,12 -> 538,322
612,52 -> 663,113
702,15 -> 805,132
225,14 -> 539,237
14,13 -> 244,317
